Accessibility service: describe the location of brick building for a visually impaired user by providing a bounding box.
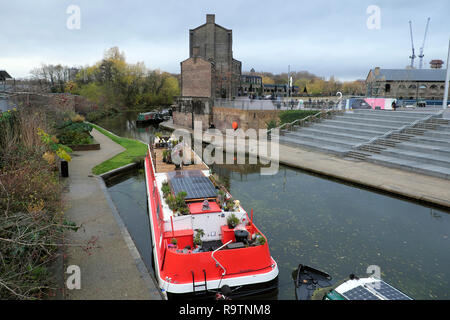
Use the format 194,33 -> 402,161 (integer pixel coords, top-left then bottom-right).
175,14 -> 242,130
180,14 -> 242,99
366,67 -> 450,100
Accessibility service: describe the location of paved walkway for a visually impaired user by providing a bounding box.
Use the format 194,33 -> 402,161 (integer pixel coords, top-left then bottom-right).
161,120 -> 450,209
63,128 -> 162,300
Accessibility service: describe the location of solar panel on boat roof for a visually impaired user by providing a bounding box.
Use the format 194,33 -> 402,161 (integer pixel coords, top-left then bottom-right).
170,176 -> 217,200
341,281 -> 412,300
341,286 -> 380,300
368,281 -> 412,300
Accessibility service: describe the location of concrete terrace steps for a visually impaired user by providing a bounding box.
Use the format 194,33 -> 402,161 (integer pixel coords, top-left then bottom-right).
282,130 -> 365,147
352,110 -> 438,117
409,135 -> 450,148
380,148 -> 450,169
278,134 -> 350,155
322,119 -> 401,132
422,130 -> 450,140
279,109 -> 450,179
291,127 -> 376,142
394,140 -> 450,157
312,123 -> 389,137
333,115 -> 420,127
342,112 -> 432,122
368,153 -> 450,180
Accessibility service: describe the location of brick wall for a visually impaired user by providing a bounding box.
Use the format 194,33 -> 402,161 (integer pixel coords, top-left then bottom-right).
173,111 -> 211,131
181,57 -> 213,98
212,107 -> 280,132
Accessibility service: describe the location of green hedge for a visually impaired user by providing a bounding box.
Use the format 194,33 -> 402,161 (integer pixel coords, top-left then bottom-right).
278,110 -> 319,125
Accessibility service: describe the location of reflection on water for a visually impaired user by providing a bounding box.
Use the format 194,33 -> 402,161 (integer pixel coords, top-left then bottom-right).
101,115 -> 450,300
211,164 -> 450,300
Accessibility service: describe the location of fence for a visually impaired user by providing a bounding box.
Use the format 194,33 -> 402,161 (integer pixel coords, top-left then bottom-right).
214,98 -> 340,110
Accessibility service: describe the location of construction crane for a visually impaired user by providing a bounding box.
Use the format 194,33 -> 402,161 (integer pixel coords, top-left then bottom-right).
418,17 -> 431,69
409,20 -> 416,68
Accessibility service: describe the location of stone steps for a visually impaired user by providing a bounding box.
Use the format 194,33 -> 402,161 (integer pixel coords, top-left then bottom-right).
278,135 -> 350,155
290,127 -> 374,143
380,148 -> 450,169
394,141 -> 450,157
323,119 -> 400,132
422,130 -> 450,140
333,115 -> 414,127
312,124 -> 389,137
279,109 -> 450,179
342,113 -> 428,123
282,131 -> 362,149
409,135 -> 450,148
368,153 -> 450,180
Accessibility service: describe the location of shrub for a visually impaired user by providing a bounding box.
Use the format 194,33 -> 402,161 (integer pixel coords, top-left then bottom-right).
57,131 -> 93,146
226,213 -> 240,229
278,110 -> 319,125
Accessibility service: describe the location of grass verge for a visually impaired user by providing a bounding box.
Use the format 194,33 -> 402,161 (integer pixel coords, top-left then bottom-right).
90,124 -> 148,175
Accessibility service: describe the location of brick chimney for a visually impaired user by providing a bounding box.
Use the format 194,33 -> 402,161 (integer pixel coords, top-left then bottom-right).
206,14 -> 215,24
374,67 -> 381,76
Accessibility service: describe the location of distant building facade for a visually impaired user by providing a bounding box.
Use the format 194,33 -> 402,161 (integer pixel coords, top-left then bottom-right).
366,67 -> 450,100
239,75 -> 263,96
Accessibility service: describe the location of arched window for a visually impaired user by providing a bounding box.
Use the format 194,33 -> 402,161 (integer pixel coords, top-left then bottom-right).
430,85 -> 438,93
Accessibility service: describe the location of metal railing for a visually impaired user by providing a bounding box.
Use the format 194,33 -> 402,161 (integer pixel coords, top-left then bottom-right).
211,240 -> 232,276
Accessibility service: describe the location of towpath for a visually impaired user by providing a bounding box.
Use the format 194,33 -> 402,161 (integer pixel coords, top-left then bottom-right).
62,128 -> 162,300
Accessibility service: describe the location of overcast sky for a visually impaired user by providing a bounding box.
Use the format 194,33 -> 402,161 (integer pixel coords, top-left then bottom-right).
1,0 -> 449,81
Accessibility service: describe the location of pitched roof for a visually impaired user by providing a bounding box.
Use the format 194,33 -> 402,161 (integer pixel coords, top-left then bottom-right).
0,70 -> 12,80
370,68 -> 447,82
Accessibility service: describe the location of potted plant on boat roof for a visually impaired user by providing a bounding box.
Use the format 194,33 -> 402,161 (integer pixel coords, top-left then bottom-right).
161,181 -> 171,197
227,213 -> 240,229
193,229 -> 205,247
162,149 -> 169,163
224,198 -> 235,212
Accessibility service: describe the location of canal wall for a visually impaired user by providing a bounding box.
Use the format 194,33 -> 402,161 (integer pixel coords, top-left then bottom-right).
160,120 -> 450,210
7,92 -> 97,114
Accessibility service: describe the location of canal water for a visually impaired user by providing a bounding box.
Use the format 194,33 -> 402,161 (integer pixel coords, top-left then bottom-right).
99,113 -> 450,300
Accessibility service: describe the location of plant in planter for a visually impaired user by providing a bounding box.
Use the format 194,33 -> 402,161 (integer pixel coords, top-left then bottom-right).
226,213 -> 240,229
255,233 -> 266,245
179,206 -> 190,215
170,238 -> 178,246
161,181 -> 171,197
162,149 -> 169,163
166,194 -> 177,211
217,190 -> 226,208
224,198 -> 235,212
194,229 -> 205,247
